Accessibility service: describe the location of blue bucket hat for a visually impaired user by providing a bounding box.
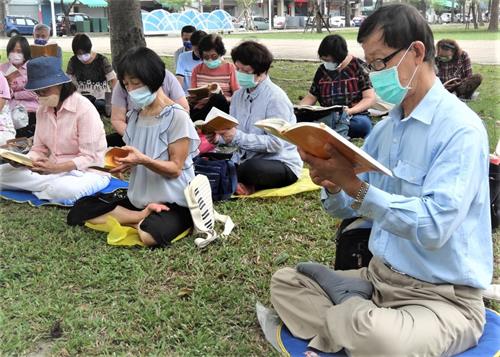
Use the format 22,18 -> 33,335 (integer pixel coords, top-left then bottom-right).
25,56 -> 71,91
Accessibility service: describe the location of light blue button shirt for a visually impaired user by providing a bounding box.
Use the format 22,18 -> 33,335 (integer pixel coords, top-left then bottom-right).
322,79 -> 492,289
228,76 -> 303,178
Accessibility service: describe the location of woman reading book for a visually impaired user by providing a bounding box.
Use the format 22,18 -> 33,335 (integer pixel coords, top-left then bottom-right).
68,47 -> 200,247
207,41 -> 303,196
299,34 -> 376,139
0,56 -> 110,204
0,36 -> 38,138
189,34 -> 239,122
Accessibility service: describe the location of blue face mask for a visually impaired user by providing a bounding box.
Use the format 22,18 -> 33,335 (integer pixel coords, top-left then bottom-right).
34,38 -> 48,45
236,71 -> 257,89
368,45 -> 419,106
204,58 -> 222,69
128,86 -> 157,109
323,61 -> 339,71
183,41 -> 192,50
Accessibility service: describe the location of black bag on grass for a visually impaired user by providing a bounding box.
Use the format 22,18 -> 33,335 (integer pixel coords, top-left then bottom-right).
334,217 -> 373,270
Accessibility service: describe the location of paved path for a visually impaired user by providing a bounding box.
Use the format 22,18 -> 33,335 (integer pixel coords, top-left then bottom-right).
1,34 -> 498,64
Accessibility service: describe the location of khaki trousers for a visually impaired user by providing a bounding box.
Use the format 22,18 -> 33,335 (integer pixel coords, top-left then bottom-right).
270,257 -> 485,357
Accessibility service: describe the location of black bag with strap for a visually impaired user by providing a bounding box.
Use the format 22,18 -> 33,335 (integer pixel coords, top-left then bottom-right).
490,156 -> 500,230
334,217 -> 373,270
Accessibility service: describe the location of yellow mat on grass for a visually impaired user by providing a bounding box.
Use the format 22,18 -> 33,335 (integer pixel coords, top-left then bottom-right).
236,168 -> 320,199
85,215 -> 191,247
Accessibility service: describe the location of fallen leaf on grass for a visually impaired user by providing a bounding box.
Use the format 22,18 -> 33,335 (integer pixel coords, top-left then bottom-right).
274,252 -> 290,265
177,287 -> 193,298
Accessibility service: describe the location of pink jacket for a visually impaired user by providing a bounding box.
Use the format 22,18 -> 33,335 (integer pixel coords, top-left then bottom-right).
0,62 -> 38,113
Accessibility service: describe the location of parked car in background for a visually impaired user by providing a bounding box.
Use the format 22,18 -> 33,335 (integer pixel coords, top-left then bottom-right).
273,15 -> 286,29
251,16 -> 269,30
440,12 -> 452,23
329,16 -> 354,28
231,16 -> 245,30
56,12 -> 91,36
455,13 -> 470,23
352,16 -> 366,27
4,15 -> 38,37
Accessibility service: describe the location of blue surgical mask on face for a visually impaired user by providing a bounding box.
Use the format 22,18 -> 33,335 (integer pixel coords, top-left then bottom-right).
183,41 -> 192,50
128,86 -> 157,109
368,44 -> 419,106
323,61 -> 339,71
34,38 -> 48,45
236,71 -> 257,89
204,58 -> 222,69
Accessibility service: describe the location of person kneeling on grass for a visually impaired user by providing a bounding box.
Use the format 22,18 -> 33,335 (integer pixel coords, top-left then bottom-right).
68,47 -> 200,247
0,56 -> 110,204
269,5 -> 492,356
207,41 -> 303,196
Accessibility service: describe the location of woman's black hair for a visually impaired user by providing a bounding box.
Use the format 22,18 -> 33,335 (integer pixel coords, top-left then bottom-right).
59,81 -> 77,104
116,47 -> 165,93
72,33 -> 92,54
231,41 -> 273,75
6,35 -> 31,62
198,34 -> 226,57
190,30 -> 208,46
357,4 -> 435,62
318,34 -> 348,63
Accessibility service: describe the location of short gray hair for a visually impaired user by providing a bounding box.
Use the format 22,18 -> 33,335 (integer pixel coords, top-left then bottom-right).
33,23 -> 50,35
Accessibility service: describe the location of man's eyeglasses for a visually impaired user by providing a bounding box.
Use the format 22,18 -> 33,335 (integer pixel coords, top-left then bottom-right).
367,48 -> 404,72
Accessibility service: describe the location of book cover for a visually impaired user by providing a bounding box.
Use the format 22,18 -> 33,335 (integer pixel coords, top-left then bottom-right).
255,118 -> 393,176
293,104 -> 344,112
193,107 -> 238,134
89,147 -> 129,172
294,104 -> 344,123
30,43 -> 58,58
188,83 -> 221,99
0,148 -> 33,167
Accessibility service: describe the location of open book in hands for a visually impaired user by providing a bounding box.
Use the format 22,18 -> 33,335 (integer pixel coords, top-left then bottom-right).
293,104 -> 344,123
2,64 -> 20,81
193,107 -> 238,134
30,43 -> 58,58
88,147 -> 129,172
0,148 -> 33,167
188,83 -> 222,101
255,118 -> 393,176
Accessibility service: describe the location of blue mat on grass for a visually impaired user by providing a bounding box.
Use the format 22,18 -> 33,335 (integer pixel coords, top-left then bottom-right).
0,177 -> 128,207
278,308 -> 500,357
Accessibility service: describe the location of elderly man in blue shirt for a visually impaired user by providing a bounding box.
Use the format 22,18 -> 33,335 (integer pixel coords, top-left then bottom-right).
269,4 -> 492,356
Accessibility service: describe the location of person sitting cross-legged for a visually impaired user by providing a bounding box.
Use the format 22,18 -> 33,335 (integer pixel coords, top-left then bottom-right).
270,5 -> 492,356
436,38 -> 482,100
71,47 -> 199,247
0,56 -> 110,205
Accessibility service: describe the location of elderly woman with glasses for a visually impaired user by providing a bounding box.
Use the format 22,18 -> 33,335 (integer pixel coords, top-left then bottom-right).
0,56 -> 109,204
299,34 -> 376,139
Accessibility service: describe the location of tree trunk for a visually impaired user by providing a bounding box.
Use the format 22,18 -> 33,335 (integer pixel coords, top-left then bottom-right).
0,1 -> 6,36
478,1 -> 484,25
471,0 -> 478,29
488,0 -> 498,31
314,1 -> 322,33
345,0 -> 351,27
451,0 -> 456,22
61,0 -> 78,36
108,0 -> 146,69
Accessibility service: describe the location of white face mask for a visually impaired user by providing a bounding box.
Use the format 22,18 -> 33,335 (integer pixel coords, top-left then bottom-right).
38,94 -> 60,108
8,52 -> 24,65
77,53 -> 92,63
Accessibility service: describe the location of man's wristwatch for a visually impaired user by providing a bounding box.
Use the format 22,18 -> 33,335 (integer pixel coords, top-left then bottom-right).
351,181 -> 370,210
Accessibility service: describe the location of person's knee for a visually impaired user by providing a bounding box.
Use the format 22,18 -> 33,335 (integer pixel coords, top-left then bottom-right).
270,268 -> 297,295
349,115 -> 372,139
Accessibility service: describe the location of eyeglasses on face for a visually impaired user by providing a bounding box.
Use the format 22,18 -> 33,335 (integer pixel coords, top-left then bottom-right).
367,48 -> 404,72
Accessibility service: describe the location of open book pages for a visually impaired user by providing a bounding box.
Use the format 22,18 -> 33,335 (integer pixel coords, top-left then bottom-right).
254,118 -> 392,176
0,148 -> 33,167
293,104 -> 344,112
193,107 -> 238,134
89,147 -> 129,172
188,83 -> 222,99
30,43 -> 58,58
2,64 -> 19,78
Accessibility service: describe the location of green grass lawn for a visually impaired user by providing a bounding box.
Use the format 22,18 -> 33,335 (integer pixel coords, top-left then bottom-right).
0,56 -> 498,355
227,24 -> 500,41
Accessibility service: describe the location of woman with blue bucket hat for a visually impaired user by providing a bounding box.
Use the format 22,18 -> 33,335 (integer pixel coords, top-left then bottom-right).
0,56 -> 110,205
